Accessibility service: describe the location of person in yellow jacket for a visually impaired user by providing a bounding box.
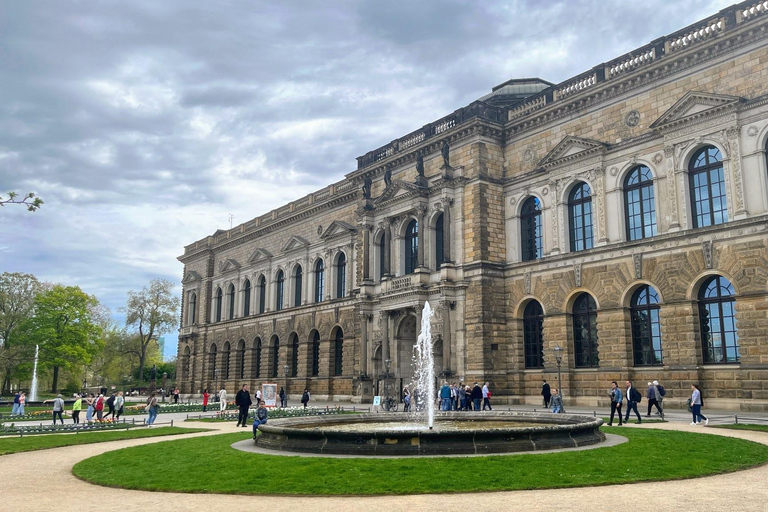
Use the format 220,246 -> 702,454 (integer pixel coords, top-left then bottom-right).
72,395 -> 83,424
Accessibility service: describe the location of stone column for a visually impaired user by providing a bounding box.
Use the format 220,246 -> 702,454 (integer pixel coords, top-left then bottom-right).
664,145 -> 680,231
547,180 -> 561,254
386,222 -> 394,276
360,312 -> 370,376
417,206 -> 427,268
594,168 -> 608,244
726,126 -> 747,219
362,227 -> 371,281
382,311 -> 390,365
441,301 -> 452,372
443,201 -> 452,263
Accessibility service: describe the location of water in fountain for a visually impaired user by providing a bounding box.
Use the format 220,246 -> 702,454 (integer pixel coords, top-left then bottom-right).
29,344 -> 39,402
413,301 -> 435,429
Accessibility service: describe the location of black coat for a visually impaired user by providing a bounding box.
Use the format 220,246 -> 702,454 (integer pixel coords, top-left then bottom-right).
235,389 -> 252,410
471,385 -> 483,400
542,383 -> 551,398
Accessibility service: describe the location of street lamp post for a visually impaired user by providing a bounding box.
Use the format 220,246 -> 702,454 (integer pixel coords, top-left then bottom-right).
283,364 -> 289,408
554,345 -> 563,403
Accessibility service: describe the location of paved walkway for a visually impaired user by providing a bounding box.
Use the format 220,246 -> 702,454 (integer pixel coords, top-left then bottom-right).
2,413 -> 768,511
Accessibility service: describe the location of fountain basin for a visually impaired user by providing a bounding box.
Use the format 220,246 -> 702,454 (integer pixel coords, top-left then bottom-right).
255,411 -> 605,456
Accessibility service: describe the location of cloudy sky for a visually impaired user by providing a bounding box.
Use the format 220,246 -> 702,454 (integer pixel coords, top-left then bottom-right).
0,0 -> 729,358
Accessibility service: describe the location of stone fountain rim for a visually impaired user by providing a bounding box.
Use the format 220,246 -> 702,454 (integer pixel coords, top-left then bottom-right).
257,411 -> 604,437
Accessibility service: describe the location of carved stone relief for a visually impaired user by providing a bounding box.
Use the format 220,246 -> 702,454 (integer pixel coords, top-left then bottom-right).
702,240 -> 713,269
632,253 -> 643,279
573,262 -> 582,287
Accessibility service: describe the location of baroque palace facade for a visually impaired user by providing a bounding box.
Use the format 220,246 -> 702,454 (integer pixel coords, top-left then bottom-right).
179,1 -> 768,411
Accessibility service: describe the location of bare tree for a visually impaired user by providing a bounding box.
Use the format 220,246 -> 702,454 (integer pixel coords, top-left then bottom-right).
120,279 -> 180,383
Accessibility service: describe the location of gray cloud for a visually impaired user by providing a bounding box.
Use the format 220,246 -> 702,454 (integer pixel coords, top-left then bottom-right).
0,0 -> 728,357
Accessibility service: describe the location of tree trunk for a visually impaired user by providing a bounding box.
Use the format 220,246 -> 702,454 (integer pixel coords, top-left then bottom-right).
138,344 -> 147,383
2,373 -> 10,395
52,365 -> 60,392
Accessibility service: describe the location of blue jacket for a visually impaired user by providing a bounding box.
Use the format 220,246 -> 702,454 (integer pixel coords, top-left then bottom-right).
439,384 -> 452,399
611,388 -> 623,404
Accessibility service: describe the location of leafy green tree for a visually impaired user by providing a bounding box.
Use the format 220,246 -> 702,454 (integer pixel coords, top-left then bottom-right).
120,278 -> 180,384
26,285 -> 103,392
0,272 -> 42,394
0,191 -> 44,211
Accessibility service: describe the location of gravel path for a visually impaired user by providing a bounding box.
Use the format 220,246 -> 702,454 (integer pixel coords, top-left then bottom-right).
2,421 -> 767,512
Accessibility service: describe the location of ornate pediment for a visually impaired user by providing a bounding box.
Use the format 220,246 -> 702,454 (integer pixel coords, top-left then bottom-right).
247,248 -> 273,264
181,270 -> 202,284
281,235 -> 309,253
537,136 -> 607,169
373,180 -> 427,207
320,220 -> 357,241
218,258 -> 241,273
650,91 -> 742,131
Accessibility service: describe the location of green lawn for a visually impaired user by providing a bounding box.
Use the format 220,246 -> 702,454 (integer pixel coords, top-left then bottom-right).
0,427 -> 208,456
72,427 -> 768,495
710,423 -> 768,433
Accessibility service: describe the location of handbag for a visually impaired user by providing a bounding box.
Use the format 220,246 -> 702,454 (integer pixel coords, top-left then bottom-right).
686,398 -> 693,413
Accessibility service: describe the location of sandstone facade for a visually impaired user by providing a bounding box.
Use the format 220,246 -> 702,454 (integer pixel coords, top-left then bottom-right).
179,2 -> 768,411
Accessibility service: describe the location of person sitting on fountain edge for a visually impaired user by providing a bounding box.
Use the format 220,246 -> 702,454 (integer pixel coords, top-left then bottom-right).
253,400 -> 268,439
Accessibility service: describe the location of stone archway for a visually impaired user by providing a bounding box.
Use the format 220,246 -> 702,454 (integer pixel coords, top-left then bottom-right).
395,315 -> 417,395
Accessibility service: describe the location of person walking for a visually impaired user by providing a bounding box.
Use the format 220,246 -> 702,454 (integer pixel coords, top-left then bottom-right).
403,387 -> 411,412
94,393 -> 105,421
439,382 -> 452,411
202,389 -> 210,412
252,400 -> 268,439
174,388 -> 180,404
646,382 -> 664,418
608,381 -> 623,426
219,387 -> 228,413
482,382 -> 493,411
104,392 -> 116,420
301,388 -> 310,409
255,387 -> 262,407
72,394 -> 82,424
653,380 -> 666,415
690,384 -> 708,426
18,392 -> 26,416
464,385 -> 472,412
50,394 -> 65,425
11,391 -> 20,416
279,387 -> 286,408
471,383 -> 483,411
115,391 -> 125,420
542,380 -> 552,408
624,380 -> 642,424
235,384 -> 252,427
550,388 -> 564,413
146,392 -> 159,426
85,393 -> 95,422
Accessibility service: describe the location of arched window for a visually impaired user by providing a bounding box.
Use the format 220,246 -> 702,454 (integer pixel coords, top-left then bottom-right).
257,275 -> 266,314
698,275 -> 739,363
237,340 -> 246,379
291,335 -> 299,377
227,284 -> 235,320
336,253 -> 346,299
215,287 -> 223,322
242,279 -> 251,317
521,197 -> 543,261
275,270 -> 284,311
334,328 -> 344,376
314,259 -> 325,303
569,183 -> 593,252
435,213 -> 445,268
378,233 -> 387,281
405,219 -> 418,274
689,146 -> 727,228
209,344 -> 217,380
624,166 -> 657,241
253,338 -> 262,378
294,265 -> 303,307
222,341 -> 231,379
271,336 -> 280,378
523,300 -> 544,369
311,330 -> 320,377
188,292 -> 197,325
572,293 -> 598,368
182,346 -> 191,381
630,285 -> 662,366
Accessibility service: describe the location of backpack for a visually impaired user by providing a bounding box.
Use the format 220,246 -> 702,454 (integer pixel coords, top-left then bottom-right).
631,388 -> 642,403
658,385 -> 666,397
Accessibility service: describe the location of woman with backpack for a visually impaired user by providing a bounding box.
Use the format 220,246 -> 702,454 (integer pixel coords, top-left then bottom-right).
114,391 -> 125,420
146,392 -> 160,426
300,388 -> 310,409
85,394 -> 95,422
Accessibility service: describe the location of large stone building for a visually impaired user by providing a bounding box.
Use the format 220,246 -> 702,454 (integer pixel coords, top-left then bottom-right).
178,1 -> 768,411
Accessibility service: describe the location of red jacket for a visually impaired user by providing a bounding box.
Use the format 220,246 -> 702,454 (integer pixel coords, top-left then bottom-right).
95,396 -> 104,411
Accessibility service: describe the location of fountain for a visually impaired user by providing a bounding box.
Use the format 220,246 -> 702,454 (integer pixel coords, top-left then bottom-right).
413,301 -> 435,429
29,344 -> 39,402
253,301 -> 606,456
